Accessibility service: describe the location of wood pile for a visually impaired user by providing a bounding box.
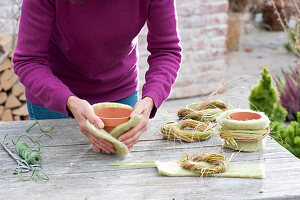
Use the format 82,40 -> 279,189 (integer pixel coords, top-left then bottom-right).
0,32 -> 29,121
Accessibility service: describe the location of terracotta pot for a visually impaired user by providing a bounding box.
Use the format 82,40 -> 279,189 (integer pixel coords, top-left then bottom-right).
94,107 -> 132,132
228,112 -> 261,121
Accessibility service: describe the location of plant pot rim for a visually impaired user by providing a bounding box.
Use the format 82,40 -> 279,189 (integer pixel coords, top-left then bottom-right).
228,111 -> 262,121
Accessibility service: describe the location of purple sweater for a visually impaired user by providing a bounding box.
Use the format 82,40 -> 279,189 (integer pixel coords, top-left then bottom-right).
13,0 -> 182,117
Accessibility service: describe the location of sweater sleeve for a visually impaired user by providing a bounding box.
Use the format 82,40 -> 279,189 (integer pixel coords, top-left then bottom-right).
13,0 -> 74,115
142,0 -> 182,118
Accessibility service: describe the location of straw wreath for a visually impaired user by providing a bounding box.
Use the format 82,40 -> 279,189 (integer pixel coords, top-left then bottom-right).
178,100 -> 228,122
160,119 -> 216,142
180,153 -> 228,174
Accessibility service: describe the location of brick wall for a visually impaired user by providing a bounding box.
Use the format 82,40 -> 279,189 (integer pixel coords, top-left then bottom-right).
0,0 -> 228,99
138,0 -> 228,99
0,0 -> 20,34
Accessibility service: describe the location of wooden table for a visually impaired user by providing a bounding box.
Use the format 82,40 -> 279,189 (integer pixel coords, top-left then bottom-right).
0,116 -> 300,200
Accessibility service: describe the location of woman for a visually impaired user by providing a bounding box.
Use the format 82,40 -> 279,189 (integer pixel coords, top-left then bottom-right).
13,0 -> 182,154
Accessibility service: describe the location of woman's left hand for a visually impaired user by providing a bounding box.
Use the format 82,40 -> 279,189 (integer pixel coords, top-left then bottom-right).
118,97 -> 154,150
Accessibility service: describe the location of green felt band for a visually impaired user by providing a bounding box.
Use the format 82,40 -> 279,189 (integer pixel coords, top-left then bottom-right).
155,161 -> 264,179
86,102 -> 142,155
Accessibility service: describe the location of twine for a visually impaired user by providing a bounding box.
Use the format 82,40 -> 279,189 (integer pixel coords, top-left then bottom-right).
219,127 -> 270,147
15,142 -> 42,165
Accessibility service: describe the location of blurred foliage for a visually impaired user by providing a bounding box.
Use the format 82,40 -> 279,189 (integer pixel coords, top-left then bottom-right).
275,66 -> 300,121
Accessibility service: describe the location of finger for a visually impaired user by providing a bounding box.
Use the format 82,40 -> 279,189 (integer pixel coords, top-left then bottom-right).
124,130 -> 144,148
130,101 -> 144,118
85,133 -> 112,154
122,129 -> 144,147
80,120 -> 114,149
83,105 -> 104,129
89,136 -> 115,153
118,119 -> 147,141
86,131 -> 114,150
88,138 -> 111,154
91,143 -> 101,152
87,137 -> 106,153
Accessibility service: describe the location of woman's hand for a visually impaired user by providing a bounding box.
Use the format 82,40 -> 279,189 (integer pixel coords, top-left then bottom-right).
118,97 -> 154,150
67,96 -> 115,154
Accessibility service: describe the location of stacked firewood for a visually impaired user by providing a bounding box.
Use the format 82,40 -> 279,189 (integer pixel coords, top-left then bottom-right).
0,58 -> 29,121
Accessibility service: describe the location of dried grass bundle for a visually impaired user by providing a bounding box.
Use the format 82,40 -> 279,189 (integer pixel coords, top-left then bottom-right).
160,119 -> 216,142
178,100 -> 228,122
180,153 -> 228,174
219,127 -> 270,148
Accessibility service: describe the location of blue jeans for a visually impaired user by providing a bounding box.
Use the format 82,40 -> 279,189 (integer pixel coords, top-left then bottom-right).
27,91 -> 139,120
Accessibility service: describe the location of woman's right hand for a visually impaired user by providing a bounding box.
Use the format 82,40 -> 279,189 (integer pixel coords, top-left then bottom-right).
67,96 -> 115,154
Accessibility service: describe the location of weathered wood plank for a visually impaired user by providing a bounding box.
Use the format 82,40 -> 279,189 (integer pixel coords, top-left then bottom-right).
0,117 -> 300,200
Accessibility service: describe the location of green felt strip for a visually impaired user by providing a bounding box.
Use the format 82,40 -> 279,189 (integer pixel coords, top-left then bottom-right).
86,102 -> 142,155
87,120 -> 130,155
110,115 -> 143,138
155,161 -> 264,179
223,140 -> 264,152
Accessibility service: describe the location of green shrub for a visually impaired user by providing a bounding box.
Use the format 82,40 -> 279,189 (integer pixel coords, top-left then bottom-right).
249,66 -> 287,123
271,112 -> 300,158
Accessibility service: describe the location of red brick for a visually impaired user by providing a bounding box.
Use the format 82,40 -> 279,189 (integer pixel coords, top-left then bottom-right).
193,39 -> 208,51
194,48 -> 227,62
195,70 -> 225,84
178,29 -> 193,41
177,4 -> 195,16
169,81 -> 224,99
179,59 -> 226,75
181,40 -> 194,51
179,13 -> 228,28
174,73 -> 195,87
193,25 -> 227,37
195,2 -> 228,15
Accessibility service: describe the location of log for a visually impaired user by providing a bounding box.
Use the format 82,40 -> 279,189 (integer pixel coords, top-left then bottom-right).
12,83 -> 25,97
19,93 -> 26,101
0,32 -> 13,54
9,49 -> 15,60
12,104 -> 28,116
1,109 -> 13,121
5,94 -> 22,109
23,115 -> 31,120
14,115 -> 21,121
2,74 -> 19,91
0,105 -> 4,116
0,69 -> 14,83
0,59 -> 12,72
0,92 -> 7,105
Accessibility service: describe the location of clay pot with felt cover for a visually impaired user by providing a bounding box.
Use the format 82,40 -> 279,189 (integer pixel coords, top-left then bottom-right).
94,107 -> 132,133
